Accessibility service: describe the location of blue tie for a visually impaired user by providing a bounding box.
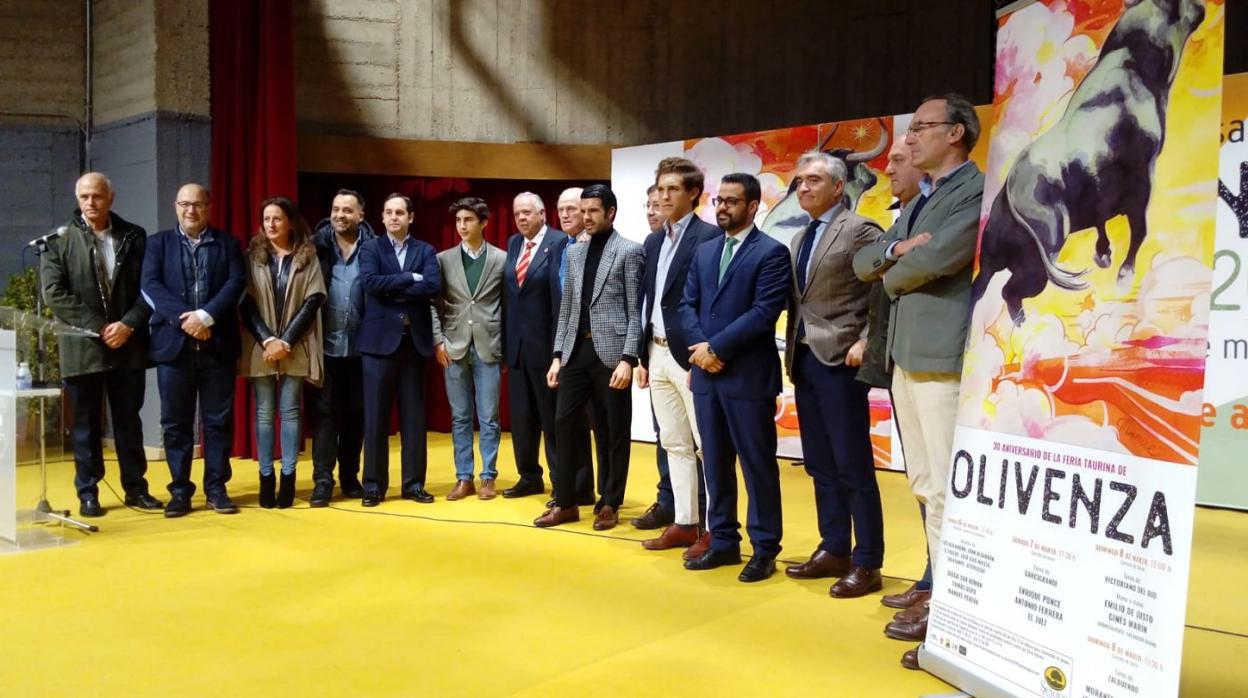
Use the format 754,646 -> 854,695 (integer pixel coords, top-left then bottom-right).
796,218 -> 820,293
795,218 -> 821,343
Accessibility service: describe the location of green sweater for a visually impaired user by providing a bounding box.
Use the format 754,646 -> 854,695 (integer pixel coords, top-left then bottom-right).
461,246 -> 486,294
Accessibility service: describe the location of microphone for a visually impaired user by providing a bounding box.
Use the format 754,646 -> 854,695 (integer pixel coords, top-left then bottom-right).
27,226 -> 67,248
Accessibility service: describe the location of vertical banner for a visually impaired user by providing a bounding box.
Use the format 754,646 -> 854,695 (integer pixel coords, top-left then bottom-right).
1197,72 -> 1248,509
925,2 -> 1223,697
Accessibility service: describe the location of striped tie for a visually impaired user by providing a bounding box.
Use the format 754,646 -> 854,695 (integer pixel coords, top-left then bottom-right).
515,240 -> 536,286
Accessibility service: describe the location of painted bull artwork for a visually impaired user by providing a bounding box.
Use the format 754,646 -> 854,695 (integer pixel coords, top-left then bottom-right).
970,0 -> 1206,325
761,119 -> 888,245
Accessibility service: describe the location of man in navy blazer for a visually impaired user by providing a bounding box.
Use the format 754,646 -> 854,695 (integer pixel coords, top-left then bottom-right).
677,173 -> 791,583
358,193 -> 442,507
636,158 -> 718,553
140,183 -> 246,517
502,192 -> 569,498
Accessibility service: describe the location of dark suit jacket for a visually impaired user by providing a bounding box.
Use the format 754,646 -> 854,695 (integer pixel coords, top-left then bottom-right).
141,227 -> 246,364
357,234 -> 441,358
640,214 -> 721,371
503,225 -> 570,369
678,226 -> 791,400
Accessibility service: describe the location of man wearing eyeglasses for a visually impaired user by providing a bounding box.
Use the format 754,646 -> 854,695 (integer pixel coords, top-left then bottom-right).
141,182 -> 247,517
634,158 -> 718,554
41,172 -> 160,518
854,93 -> 985,670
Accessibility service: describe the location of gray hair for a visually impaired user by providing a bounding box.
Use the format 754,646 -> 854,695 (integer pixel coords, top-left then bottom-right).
76,171 -> 113,194
795,150 -> 848,184
922,92 -> 981,151
514,191 -> 545,213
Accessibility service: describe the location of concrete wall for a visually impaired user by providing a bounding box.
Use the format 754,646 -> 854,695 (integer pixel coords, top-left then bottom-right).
0,1 -> 86,285
293,0 -> 999,146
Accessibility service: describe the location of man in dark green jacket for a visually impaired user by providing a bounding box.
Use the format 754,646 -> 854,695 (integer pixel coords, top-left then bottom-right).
40,172 -> 162,517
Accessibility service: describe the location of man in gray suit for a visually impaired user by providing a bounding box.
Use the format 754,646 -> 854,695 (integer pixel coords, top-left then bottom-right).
784,151 -> 887,599
853,93 -> 984,671
536,184 -> 643,531
432,197 -> 508,501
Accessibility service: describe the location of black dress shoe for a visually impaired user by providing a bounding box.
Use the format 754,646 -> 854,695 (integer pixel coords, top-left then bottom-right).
738,555 -> 777,583
207,493 -> 239,514
502,479 -> 544,498
164,494 -> 192,518
309,483 -> 332,507
402,488 -> 434,504
339,479 -> 366,499
361,491 -> 384,507
683,547 -> 743,571
79,497 -> 105,517
124,492 -> 164,510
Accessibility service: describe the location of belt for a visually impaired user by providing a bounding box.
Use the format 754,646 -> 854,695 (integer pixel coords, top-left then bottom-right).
579,330 -> 593,340
652,336 -> 668,348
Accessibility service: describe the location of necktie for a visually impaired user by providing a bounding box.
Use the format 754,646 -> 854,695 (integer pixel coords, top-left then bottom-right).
796,218 -> 821,293
718,237 -> 739,285
515,240 -> 535,286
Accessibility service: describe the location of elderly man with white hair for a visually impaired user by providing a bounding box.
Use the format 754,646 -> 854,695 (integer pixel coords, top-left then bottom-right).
501,192 -> 573,498
41,172 -> 161,517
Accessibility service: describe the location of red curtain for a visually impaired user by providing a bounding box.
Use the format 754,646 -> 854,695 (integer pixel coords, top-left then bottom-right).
297,174 -> 599,432
210,0 -> 298,457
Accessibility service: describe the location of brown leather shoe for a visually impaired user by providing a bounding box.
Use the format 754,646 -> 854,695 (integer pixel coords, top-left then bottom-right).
534,505 -> 579,527
886,601 -> 930,641
829,566 -> 883,598
478,478 -> 497,500
683,530 -> 712,561
642,523 -> 700,550
784,549 -> 852,579
631,502 -> 674,530
901,645 -> 921,670
882,583 -> 931,609
447,479 -> 475,501
592,505 -> 618,531
892,598 -> 930,623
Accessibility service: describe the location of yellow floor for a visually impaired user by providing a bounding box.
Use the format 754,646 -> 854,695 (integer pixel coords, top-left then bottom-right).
0,434 -> 1243,697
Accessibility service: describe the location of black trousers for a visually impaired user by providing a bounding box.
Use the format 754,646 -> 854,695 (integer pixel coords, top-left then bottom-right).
310,355 -> 365,487
553,340 -> 631,510
157,348 -> 236,499
63,368 -> 150,500
362,336 -> 427,496
507,353 -> 558,485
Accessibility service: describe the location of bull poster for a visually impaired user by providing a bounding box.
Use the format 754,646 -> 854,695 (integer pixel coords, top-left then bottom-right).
1196,71 -> 1248,510
612,117 -> 910,469
924,2 -> 1224,697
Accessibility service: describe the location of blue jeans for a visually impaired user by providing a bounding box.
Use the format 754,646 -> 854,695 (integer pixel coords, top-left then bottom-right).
445,344 -> 501,481
254,375 -> 305,476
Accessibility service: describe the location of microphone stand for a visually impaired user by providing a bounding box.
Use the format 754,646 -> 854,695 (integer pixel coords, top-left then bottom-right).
27,239 -> 97,533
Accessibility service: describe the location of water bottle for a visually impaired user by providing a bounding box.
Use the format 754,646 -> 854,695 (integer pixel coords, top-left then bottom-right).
15,362 -> 32,390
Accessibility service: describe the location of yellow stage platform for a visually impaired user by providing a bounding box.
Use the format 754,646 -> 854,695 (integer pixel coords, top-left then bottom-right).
0,434 -> 1243,696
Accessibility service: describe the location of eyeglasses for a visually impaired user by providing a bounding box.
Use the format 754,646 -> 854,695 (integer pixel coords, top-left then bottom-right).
906,121 -> 956,135
711,196 -> 744,207
176,201 -> 207,210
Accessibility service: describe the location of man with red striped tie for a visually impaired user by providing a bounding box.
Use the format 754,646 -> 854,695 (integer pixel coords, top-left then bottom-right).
501,192 -> 573,498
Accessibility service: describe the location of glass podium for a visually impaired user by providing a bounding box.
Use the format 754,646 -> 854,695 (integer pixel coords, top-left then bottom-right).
0,307 -> 99,553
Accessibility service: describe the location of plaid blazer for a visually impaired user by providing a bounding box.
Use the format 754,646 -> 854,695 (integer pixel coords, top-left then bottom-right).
553,229 -> 643,368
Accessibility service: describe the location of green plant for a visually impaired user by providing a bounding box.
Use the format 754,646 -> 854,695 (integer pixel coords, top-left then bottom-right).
2,267 -> 61,383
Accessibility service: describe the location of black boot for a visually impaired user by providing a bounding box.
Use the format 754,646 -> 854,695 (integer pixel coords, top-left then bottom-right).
259,473 -> 276,509
277,471 -> 296,509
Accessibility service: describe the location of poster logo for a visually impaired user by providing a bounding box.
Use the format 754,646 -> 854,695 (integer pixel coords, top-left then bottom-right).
1044,666 -> 1068,691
